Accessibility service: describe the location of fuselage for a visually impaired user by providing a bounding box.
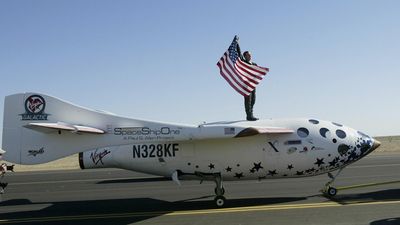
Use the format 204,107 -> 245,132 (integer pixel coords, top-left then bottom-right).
80,118 -> 379,181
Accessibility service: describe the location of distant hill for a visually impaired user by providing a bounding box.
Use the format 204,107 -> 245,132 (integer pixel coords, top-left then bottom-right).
374,136 -> 400,153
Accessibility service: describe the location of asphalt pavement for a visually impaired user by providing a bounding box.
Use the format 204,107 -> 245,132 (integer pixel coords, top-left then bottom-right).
1,153 -> 400,225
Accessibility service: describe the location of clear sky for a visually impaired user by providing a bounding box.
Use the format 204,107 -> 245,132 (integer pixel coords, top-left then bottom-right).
1,0 -> 399,146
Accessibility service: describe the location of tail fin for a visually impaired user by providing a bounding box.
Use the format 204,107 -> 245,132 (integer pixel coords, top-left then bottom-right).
2,93 -> 132,165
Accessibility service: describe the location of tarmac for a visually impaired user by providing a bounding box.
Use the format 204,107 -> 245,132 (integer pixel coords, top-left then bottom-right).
1,153 -> 400,225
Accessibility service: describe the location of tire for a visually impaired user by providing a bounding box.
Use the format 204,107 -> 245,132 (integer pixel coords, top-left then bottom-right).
214,196 -> 226,207
327,187 -> 337,197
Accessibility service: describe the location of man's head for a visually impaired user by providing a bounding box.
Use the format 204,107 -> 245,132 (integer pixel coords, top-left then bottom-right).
243,51 -> 252,62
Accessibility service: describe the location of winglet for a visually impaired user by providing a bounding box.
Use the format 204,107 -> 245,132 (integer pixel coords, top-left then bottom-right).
235,127 -> 293,138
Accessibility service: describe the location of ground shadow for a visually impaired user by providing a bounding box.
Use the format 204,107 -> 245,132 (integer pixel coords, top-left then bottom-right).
370,218 -> 400,225
0,195 -> 306,225
328,188 -> 400,205
97,177 -> 171,184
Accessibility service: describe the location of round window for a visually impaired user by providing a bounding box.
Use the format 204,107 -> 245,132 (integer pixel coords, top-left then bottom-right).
319,128 -> 329,138
297,127 -> 309,138
332,122 -> 343,127
336,129 -> 347,139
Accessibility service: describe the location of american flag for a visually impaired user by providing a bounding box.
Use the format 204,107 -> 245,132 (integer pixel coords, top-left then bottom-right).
217,36 -> 269,96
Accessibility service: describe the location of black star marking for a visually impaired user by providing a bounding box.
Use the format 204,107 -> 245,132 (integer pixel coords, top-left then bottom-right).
296,171 -> 304,176
287,164 -> 294,170
208,163 -> 215,170
225,166 -> 232,172
329,158 -> 338,167
348,150 -> 358,161
268,170 -> 277,176
314,158 -> 325,167
234,173 -> 244,179
252,162 -> 264,171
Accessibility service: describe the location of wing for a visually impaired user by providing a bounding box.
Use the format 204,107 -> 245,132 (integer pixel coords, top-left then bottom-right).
24,122 -> 105,134
235,127 -> 293,138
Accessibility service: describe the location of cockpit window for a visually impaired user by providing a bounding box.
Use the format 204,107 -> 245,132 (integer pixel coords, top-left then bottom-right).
332,122 -> 343,127
336,129 -> 347,139
297,127 -> 309,138
319,128 -> 329,138
308,119 -> 319,124
357,131 -> 370,138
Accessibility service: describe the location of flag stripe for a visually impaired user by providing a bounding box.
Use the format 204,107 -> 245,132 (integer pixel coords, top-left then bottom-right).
237,59 -> 268,76
217,60 -> 249,96
224,54 -> 256,89
235,62 -> 263,81
220,53 -> 253,93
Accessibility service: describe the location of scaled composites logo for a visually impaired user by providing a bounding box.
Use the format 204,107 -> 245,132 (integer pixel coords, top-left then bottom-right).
20,95 -> 49,120
90,149 -> 111,165
28,147 -> 45,156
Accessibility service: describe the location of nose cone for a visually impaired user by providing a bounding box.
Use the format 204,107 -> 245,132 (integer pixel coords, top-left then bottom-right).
371,139 -> 381,152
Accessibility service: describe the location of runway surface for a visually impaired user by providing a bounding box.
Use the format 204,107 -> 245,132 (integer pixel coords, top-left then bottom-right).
1,153 -> 400,225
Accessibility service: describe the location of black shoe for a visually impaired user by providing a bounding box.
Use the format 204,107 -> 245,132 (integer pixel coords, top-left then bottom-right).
0,183 -> 7,189
246,116 -> 258,121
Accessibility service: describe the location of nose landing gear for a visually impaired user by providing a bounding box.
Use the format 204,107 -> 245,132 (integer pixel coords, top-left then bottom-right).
322,167 -> 343,197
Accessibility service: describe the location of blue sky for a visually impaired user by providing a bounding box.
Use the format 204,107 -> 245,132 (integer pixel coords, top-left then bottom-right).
1,0 -> 399,145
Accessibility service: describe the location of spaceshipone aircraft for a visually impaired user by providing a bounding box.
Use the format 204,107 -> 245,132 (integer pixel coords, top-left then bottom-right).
2,93 -> 381,206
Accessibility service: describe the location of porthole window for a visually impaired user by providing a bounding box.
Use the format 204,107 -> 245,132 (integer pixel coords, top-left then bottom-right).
319,128 -> 330,138
357,131 -> 369,138
336,129 -> 347,139
297,127 -> 309,138
309,119 -> 319,124
332,122 -> 343,127
338,144 -> 350,155
332,138 -> 337,143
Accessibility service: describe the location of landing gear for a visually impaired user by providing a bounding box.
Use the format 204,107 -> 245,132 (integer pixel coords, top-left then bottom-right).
213,174 -> 226,207
322,168 -> 343,197
214,187 -> 225,195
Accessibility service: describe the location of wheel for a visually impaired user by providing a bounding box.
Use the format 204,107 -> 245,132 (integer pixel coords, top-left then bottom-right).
214,187 -> 225,195
214,195 -> 226,207
326,187 -> 337,197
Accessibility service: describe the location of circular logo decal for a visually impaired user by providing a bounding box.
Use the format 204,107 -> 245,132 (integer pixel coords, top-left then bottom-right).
25,95 -> 46,114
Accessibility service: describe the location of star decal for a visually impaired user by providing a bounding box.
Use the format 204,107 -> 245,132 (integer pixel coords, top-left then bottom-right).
234,173 -> 244,179
225,166 -> 232,172
252,162 -> 264,171
329,158 -> 338,167
287,164 -> 294,170
208,163 -> 215,170
314,158 -> 325,167
268,170 -> 277,176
